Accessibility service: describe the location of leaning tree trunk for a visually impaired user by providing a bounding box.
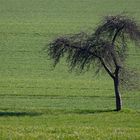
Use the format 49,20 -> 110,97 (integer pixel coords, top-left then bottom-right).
114,66 -> 122,111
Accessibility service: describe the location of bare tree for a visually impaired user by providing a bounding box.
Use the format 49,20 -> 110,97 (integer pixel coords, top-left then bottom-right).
47,15 -> 140,111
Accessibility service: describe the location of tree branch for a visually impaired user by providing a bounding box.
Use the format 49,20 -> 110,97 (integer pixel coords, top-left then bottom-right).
64,43 -> 116,78
99,57 -> 115,79
66,43 -> 100,58
112,26 -> 124,45
111,26 -> 125,68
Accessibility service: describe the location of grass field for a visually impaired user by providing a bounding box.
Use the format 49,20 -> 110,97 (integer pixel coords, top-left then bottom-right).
0,0 -> 140,139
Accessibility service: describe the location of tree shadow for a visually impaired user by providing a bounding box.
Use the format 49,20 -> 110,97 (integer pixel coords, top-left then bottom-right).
71,109 -> 115,114
0,111 -> 42,117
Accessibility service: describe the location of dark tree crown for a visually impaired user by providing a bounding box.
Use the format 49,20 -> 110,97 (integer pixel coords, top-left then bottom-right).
48,15 -> 140,77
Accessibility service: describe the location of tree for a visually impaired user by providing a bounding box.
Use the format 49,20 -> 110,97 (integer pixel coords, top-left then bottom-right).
47,15 -> 140,111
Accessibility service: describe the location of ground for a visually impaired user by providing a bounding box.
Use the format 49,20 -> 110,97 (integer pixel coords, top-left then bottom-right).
0,0 -> 140,139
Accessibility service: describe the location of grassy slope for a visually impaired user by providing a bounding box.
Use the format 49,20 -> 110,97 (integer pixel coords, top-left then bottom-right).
0,0 -> 140,139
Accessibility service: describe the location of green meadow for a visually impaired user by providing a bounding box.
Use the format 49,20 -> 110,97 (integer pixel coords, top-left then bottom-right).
0,0 -> 140,139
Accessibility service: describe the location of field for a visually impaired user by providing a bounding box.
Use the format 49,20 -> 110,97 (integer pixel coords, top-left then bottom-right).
0,0 -> 140,139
